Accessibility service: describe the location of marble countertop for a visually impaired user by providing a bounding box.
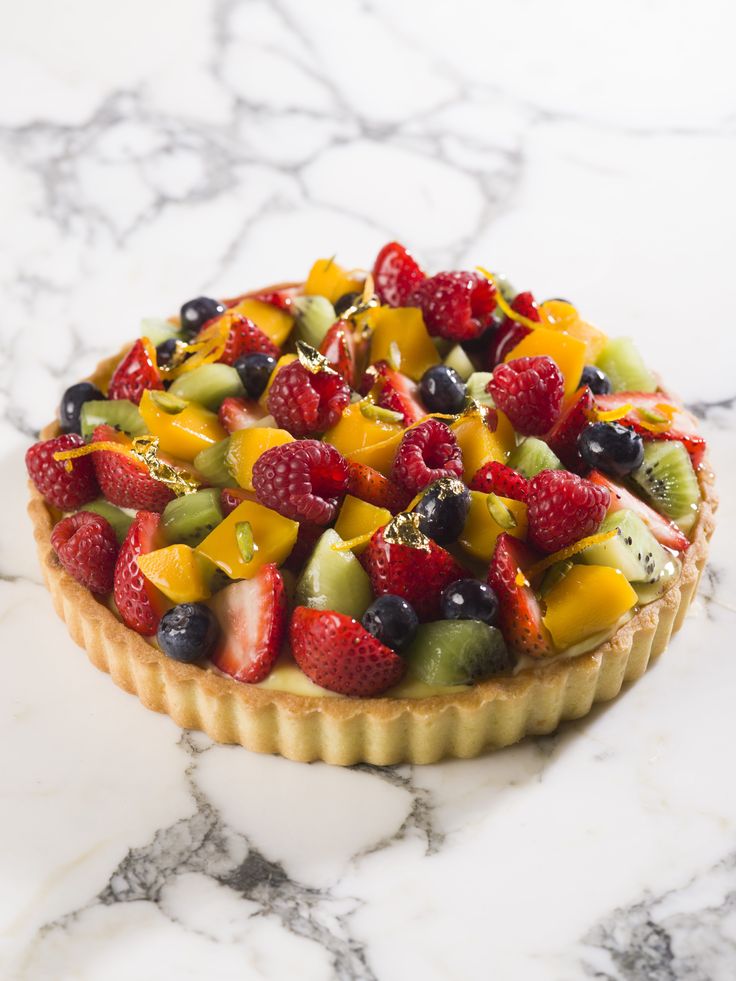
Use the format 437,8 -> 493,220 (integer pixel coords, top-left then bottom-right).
2,1 -> 735,978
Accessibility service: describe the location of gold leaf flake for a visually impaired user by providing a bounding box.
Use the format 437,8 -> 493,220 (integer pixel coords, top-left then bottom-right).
130,436 -> 201,497
295,340 -> 338,375
383,512 -> 431,551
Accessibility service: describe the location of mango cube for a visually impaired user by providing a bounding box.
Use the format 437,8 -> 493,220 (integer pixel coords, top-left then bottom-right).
542,565 -> 637,650
366,307 -> 439,381
304,258 -> 364,304
139,390 -> 226,461
451,409 -> 515,479
229,298 -> 294,347
458,491 -> 528,563
324,403 -> 404,476
226,427 -> 294,490
137,544 -> 212,604
334,495 -> 392,553
196,499 -> 298,580
505,325 -> 587,399
539,300 -> 608,362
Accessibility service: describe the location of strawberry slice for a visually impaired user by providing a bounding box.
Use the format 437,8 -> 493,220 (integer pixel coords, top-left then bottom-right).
346,460 -> 410,513
319,319 -> 360,387
363,525 -> 466,621
595,392 -> 706,467
108,339 -> 163,405
200,312 -> 279,365
372,241 -> 426,308
221,288 -> 297,311
488,290 -> 540,366
218,396 -> 267,433
290,607 -> 406,696
209,564 -> 287,683
587,470 -> 690,551
114,511 -> 167,635
545,385 -> 595,472
363,361 -> 425,426
487,533 -> 554,658
470,460 -> 529,501
91,425 -> 175,512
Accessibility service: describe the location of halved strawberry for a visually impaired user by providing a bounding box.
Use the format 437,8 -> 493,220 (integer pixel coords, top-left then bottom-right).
346,460 -> 410,513
319,319 -> 360,387
114,511 -> 167,635
290,607 -> 406,696
372,241 -> 426,308
107,339 -> 163,405
91,425 -> 175,512
487,533 -> 553,658
365,361 -> 425,426
222,287 -> 297,311
202,312 -> 279,365
363,525 -> 466,621
470,460 -> 529,501
209,564 -> 287,683
545,385 -> 595,472
595,392 -> 706,467
587,470 -> 690,551
218,396 -> 267,434
488,290 -> 540,366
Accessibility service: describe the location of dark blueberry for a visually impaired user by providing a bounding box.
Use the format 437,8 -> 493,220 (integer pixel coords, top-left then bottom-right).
59,382 -> 105,435
334,291 -> 361,316
579,364 -> 612,396
362,595 -> 419,652
578,422 -> 645,478
414,479 -> 471,546
156,337 -> 180,367
441,579 -> 500,625
157,603 -> 219,663
179,296 -> 225,338
419,364 -> 467,415
234,353 -> 277,399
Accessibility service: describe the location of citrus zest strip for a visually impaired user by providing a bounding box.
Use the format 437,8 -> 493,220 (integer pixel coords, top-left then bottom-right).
476,267 -> 542,330
590,403 -> 633,423
523,529 -> 618,581
53,441 -> 137,471
331,531 -> 375,552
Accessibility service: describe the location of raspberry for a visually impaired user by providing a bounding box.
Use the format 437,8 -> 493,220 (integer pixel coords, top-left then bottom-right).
372,241 -> 426,307
251,440 -> 349,525
391,419 -> 463,495
26,434 -> 99,510
204,312 -> 279,365
407,271 -> 497,341
51,511 -> 119,594
267,361 -> 350,437
488,356 -> 564,436
470,460 -> 529,502
488,291 -> 540,366
526,470 -> 610,553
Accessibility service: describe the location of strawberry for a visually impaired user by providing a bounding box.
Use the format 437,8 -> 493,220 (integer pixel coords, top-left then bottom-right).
372,241 -> 426,308
51,511 -> 119,594
290,607 -> 406,696
209,564 -> 287,683
207,312 -> 279,365
91,425 -> 175,512
363,361 -> 425,426
114,511 -> 167,635
545,385 -> 595,471
319,320 -> 360,387
346,460 -> 410,513
223,288 -> 295,312
587,470 -> 690,551
470,460 -> 529,501
595,392 -> 706,467
26,433 -> 99,510
487,534 -> 554,658
220,487 -> 258,516
218,396 -> 267,433
363,524 -> 466,621
488,290 -> 540,366
107,339 -> 163,405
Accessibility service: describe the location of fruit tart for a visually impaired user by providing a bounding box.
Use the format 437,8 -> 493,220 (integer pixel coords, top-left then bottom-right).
27,244 -> 716,764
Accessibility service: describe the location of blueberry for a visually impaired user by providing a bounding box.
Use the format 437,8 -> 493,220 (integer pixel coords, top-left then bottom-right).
362,595 -> 419,652
419,365 -> 467,415
179,296 -> 225,338
156,338 -> 179,367
580,365 -> 612,396
334,291 -> 361,316
157,603 -> 219,663
441,579 -> 500,626
578,422 -> 644,478
234,353 -> 277,399
59,382 -> 105,435
414,478 -> 471,546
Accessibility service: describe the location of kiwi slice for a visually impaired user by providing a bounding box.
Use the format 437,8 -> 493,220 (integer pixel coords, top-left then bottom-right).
169,364 -> 245,410
596,338 -> 656,393
81,499 -> 133,543
508,438 -> 562,479
292,295 -> 336,348
579,509 -> 670,583
404,620 -> 513,686
629,441 -> 699,533
161,489 -> 224,547
140,317 -> 181,347
465,372 -> 494,406
80,400 -> 146,439
443,345 -> 475,381
295,529 -> 373,620
193,438 -> 232,487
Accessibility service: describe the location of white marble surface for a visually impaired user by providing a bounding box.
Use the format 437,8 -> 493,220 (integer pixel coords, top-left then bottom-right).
1,1 -> 735,978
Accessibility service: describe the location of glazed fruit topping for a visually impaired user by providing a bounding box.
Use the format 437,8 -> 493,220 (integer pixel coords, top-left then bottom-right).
208,312 -> 279,366
580,364 -> 612,395
90,425 -> 175,512
233,353 -> 277,399
107,338 -> 163,405
587,470 -> 690,551
391,418 -> 464,495
372,241 -> 426,308
26,433 -> 99,510
578,421 -> 645,478
251,439 -> 349,525
419,364 -> 467,415
441,578 -> 499,626
319,320 -> 361,387
526,469 -> 610,553
267,359 -> 351,437
488,290 -> 539,366
180,296 -> 225,338
345,460 -> 409,513
157,603 -> 220,663
60,382 -> 105,435
114,511 -> 167,636
413,477 -> 471,546
362,594 -> 419,652
218,396 -> 267,434
51,511 -> 119,594
407,271 -> 497,341
488,534 -> 553,658
488,355 -> 564,436
470,460 -> 529,502
364,361 -> 425,426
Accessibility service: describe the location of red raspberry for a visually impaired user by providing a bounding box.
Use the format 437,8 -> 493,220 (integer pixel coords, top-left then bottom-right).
488,291 -> 540,366
267,361 -> 350,437
470,461 -> 529,502
407,271 -> 497,341
251,440 -> 349,525
488,356 -> 564,436
372,241 -> 426,307
391,419 -> 464,495
526,469 -> 610,553
204,312 -> 279,365
51,511 -> 119,594
91,425 -> 175,512
26,434 -> 99,510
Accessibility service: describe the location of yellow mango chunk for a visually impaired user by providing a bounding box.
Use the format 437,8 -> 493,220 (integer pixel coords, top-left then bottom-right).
366,307 -> 439,381
458,492 -> 528,563
542,565 -> 637,650
226,428 -> 294,491
324,403 -> 404,476
334,495 -> 391,553
505,325 -> 587,399
539,300 -> 608,362
259,354 -> 298,406
139,390 -> 226,461
229,298 -> 294,347
451,409 -> 515,479
137,544 -> 212,604
304,258 -> 364,304
196,500 -> 298,580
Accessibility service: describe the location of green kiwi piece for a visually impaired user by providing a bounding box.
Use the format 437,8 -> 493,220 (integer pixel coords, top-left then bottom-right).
508,438 -> 562,479
596,338 -> 657,393
169,364 -> 245,410
292,295 -> 337,348
465,372 -> 494,406
579,509 -> 670,583
80,499 -> 133,544
161,489 -> 224,547
443,345 -> 475,381
140,317 -> 181,347
295,529 -> 373,620
193,438 -> 232,487
80,400 -> 147,439
629,441 -> 700,533
404,621 -> 513,686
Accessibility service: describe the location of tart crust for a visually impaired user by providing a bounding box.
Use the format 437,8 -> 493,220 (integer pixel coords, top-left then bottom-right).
28,348 -> 717,765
